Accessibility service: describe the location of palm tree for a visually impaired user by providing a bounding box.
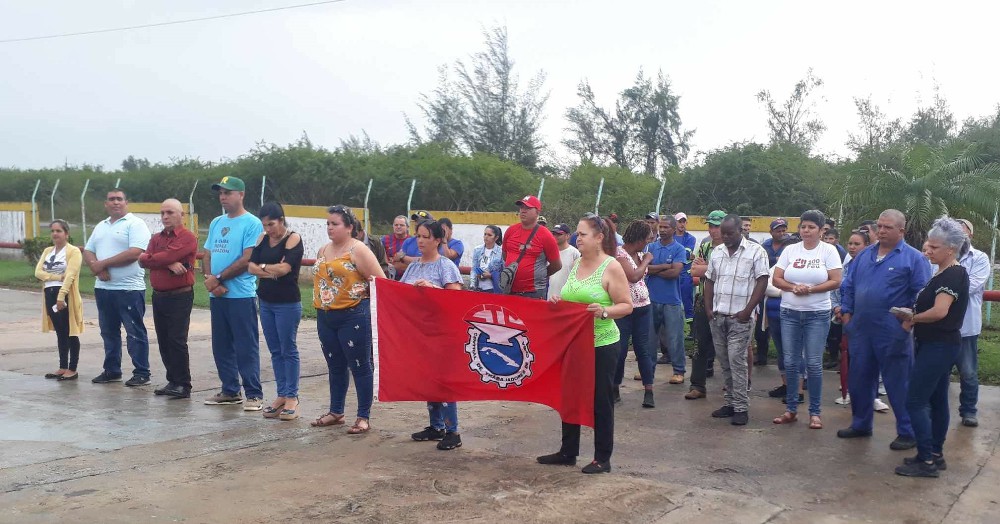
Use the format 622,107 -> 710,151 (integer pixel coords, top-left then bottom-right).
841,143 -> 1000,246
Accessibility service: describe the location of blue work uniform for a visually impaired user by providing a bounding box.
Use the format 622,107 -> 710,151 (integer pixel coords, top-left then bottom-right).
675,231 -> 697,320
840,239 -> 931,438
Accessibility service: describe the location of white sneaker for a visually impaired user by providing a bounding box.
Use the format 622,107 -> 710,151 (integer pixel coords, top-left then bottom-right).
835,394 -> 850,405
244,397 -> 264,411
874,398 -> 890,412
878,383 -> 887,396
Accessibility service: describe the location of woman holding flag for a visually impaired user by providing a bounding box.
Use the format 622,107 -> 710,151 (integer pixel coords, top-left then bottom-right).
538,213 -> 632,474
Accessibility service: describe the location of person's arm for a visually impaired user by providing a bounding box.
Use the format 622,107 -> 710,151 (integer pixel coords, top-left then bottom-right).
616,250 -> 651,284
703,277 -> 716,321
736,275 -> 770,323
247,233 -> 269,278
968,251 -> 991,294
263,234 -> 303,278
597,260 -> 634,319
139,233 -> 197,269
441,236 -> 460,262
56,247 -> 83,309
900,292 -> 957,328
771,247 -> 794,292
840,256 -> 856,324
542,234 -> 562,276
808,268 -> 843,294
34,247 -> 60,282
351,242 -> 388,281
907,250 -> 932,303
94,219 -> 151,272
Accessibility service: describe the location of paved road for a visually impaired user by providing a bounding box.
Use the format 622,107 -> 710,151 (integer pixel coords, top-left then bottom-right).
0,288 -> 997,523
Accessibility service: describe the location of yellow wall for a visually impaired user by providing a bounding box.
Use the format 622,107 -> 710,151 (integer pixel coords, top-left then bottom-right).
0,202 -> 38,240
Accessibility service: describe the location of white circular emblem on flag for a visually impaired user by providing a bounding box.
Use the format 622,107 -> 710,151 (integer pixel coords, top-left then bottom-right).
463,304 -> 534,388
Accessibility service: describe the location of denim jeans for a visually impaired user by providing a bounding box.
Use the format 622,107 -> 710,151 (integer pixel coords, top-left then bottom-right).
652,302 -> 686,374
956,336 -> 979,417
210,297 -> 263,398
780,308 -> 830,416
259,300 -> 302,399
317,301 -> 373,419
428,402 -> 459,432
94,288 -> 150,378
614,305 -> 656,386
908,339 -> 956,461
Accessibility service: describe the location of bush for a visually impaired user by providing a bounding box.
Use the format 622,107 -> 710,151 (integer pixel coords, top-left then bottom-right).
21,237 -> 49,265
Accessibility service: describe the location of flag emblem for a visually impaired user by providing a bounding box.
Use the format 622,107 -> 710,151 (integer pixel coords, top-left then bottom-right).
463,304 -> 534,388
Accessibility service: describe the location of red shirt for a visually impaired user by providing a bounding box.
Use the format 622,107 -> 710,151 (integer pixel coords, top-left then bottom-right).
139,226 -> 198,291
383,233 -> 408,259
502,223 -> 560,293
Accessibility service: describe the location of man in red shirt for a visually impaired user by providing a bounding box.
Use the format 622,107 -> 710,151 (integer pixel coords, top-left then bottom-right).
503,195 -> 562,298
138,198 -> 198,399
383,215 -> 409,280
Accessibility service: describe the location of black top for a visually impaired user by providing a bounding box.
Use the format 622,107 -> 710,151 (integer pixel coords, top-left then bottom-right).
249,232 -> 304,303
913,264 -> 969,345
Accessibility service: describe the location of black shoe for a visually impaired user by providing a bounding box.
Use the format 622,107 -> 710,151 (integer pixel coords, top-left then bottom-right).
731,411 -> 749,426
154,384 -> 172,396
125,375 -> 150,387
711,405 -> 735,418
612,386 -> 622,405
411,426 -> 446,441
162,383 -> 191,399
57,373 -> 79,381
656,355 -> 671,365
537,452 -> 576,466
754,360 -> 768,366
768,384 -> 787,398
781,393 -> 805,404
894,460 -> 939,478
962,416 -> 979,427
705,369 -> 714,378
642,390 -> 654,408
836,427 -> 873,439
581,460 -> 611,474
904,454 -> 947,471
91,372 -> 123,384
436,432 -> 462,450
890,436 -> 917,451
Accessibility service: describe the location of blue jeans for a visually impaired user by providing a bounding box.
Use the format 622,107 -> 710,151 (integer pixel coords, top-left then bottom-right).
317,301 -> 373,419
956,336 -> 979,416
652,302 -> 685,374
210,297 -> 263,398
94,288 -> 149,378
428,402 -> 459,432
614,305 -> 656,386
781,308 -> 830,416
259,300 -> 302,399
908,339 -> 956,461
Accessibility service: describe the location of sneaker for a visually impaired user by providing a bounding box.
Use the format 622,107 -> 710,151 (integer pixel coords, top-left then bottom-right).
91,372 -> 123,384
581,460 -> 611,474
904,454 -> 947,471
243,398 -> 264,411
894,460 -> 939,478
835,394 -> 851,406
731,411 -> 749,426
684,389 -> 706,400
878,383 -> 887,396
962,416 -> 979,427
124,375 -> 150,387
669,374 -> 685,384
890,436 -> 917,451
412,426 -> 446,441
204,391 -> 244,405
874,398 -> 890,412
642,390 -> 655,408
768,384 -> 787,398
437,432 -> 462,450
711,405 -> 735,418
537,452 -> 576,466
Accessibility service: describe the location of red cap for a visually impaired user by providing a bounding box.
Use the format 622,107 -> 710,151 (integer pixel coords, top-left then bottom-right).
515,195 -> 542,210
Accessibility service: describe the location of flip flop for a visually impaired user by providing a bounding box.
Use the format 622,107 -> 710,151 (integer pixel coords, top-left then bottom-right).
773,412 -> 797,424
311,412 -> 345,427
809,416 -> 823,429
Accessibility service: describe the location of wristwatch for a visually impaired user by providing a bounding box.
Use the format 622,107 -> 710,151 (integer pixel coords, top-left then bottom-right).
601,307 -> 609,320
214,274 -> 222,281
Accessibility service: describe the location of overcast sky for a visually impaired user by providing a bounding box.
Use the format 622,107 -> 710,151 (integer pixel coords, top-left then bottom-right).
2,0 -> 998,171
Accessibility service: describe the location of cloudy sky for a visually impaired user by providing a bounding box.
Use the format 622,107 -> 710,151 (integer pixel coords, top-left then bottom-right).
2,0 -> 998,170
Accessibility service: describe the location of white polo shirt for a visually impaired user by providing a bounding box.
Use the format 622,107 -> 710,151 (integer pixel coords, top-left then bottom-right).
84,213 -> 151,291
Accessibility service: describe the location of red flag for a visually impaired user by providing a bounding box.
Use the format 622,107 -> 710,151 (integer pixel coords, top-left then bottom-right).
372,278 -> 596,427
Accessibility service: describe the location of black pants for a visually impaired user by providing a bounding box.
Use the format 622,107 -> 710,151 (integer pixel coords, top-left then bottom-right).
688,294 -> 716,393
152,289 -> 194,388
753,305 -> 769,364
826,322 -> 842,362
44,287 -> 80,370
561,342 -> 617,462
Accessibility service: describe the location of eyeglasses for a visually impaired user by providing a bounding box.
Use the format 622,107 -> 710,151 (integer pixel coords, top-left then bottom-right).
582,213 -> 608,233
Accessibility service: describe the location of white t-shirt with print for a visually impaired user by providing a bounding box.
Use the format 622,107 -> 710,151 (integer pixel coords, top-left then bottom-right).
547,245 -> 581,299
776,241 -> 843,311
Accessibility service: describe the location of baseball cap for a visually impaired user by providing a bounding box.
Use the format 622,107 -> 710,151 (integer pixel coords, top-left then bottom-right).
644,212 -> 659,220
706,210 -> 726,226
551,223 -> 571,235
211,176 -> 246,192
538,215 -> 548,225
770,218 -> 788,231
410,210 -> 434,221
515,195 -> 542,210
674,212 -> 688,221
957,218 -> 974,236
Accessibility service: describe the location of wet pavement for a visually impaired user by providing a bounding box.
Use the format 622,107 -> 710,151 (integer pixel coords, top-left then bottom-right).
0,287 -> 997,523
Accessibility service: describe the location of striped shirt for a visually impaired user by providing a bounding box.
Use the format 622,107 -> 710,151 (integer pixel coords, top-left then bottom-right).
705,238 -> 770,315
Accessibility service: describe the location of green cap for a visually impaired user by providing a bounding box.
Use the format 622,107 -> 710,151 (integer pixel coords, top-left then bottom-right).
211,176 -> 246,192
706,210 -> 726,226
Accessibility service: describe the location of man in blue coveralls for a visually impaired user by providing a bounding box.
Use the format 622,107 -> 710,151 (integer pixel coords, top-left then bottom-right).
837,209 -> 931,450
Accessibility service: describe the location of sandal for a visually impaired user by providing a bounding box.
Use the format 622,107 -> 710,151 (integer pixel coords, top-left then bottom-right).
773,412 -> 798,424
809,416 -> 823,429
347,418 -> 370,434
279,399 -> 300,421
311,412 -> 345,427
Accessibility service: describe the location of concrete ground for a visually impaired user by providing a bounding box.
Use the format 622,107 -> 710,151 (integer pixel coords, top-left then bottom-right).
0,287 -> 997,524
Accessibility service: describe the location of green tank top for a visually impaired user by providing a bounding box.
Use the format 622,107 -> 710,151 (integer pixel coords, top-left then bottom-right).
560,256 -> 620,347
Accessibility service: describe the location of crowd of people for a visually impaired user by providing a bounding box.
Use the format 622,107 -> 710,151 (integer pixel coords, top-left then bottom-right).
33,179 -> 987,478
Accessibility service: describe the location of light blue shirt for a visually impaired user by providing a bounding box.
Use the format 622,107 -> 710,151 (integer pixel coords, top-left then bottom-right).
204,212 -> 263,299
959,247 -> 990,337
85,213 -> 150,291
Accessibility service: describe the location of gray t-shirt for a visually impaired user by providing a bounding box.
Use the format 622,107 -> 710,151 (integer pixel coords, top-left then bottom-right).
400,256 -> 463,288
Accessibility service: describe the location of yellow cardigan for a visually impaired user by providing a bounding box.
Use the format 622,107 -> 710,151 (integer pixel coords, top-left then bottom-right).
35,244 -> 84,336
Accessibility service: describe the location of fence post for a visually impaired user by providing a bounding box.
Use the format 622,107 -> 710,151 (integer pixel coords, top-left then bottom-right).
80,179 -> 90,244
50,179 -> 61,223
537,178 -> 545,200
594,177 -> 605,215
188,180 -> 199,233
30,179 -> 41,237
363,178 -> 373,235
654,178 -> 665,216
406,179 -> 416,216
114,177 -> 121,189
260,176 -> 266,208
988,203 -> 998,324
